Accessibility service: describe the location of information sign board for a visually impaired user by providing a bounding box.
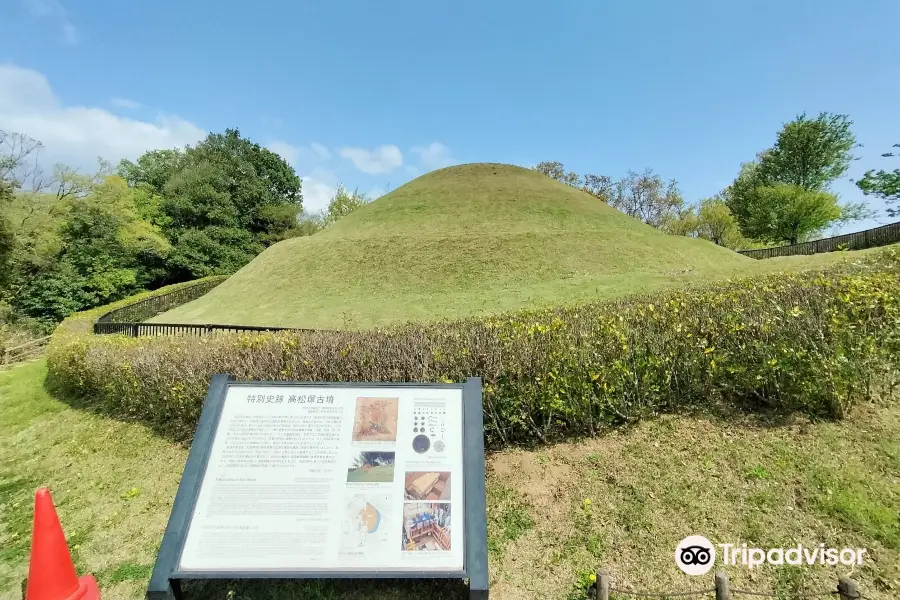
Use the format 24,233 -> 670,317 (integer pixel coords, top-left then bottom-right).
147,376 -> 488,600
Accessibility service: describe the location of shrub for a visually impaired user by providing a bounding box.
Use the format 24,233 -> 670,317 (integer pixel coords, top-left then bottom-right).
48,250 -> 900,448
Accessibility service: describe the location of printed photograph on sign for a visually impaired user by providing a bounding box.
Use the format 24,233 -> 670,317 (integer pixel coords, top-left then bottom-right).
404,471 -> 451,501
352,397 -> 399,442
347,451 -> 396,483
401,503 -> 451,552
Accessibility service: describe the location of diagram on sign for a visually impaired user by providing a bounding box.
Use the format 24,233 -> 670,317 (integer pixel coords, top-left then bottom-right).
401,503 -> 451,552
352,397 -> 399,442
411,402 -> 447,455
341,494 -> 392,552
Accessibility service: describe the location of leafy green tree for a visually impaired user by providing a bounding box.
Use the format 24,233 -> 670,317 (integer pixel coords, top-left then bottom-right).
256,204 -> 305,244
757,112 -> 858,191
7,175 -> 171,325
661,206 -> 699,237
167,227 -> 262,280
324,184 -> 370,226
533,160 -> 582,188
0,182 -> 14,288
120,129 -> 303,279
743,183 -> 841,245
119,148 -> 186,196
856,144 -> 900,217
187,129 -> 302,233
696,197 -> 743,248
726,113 -> 866,243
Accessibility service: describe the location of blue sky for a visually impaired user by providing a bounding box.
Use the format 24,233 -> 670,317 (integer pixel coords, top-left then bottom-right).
1,0 -> 898,230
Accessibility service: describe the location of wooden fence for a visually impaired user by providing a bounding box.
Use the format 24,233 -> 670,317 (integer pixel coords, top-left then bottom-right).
595,570 -> 861,599
738,221 -> 900,260
1,336 -> 51,367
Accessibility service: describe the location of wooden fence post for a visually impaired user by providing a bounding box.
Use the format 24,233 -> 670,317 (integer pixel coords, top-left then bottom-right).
596,570 -> 610,600
837,576 -> 859,600
715,572 -> 731,600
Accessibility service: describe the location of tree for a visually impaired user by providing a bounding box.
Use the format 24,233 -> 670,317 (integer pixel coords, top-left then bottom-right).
533,161 -> 581,188
0,182 -> 14,287
582,173 -> 615,202
118,148 -> 186,196
696,197 -> 743,247
187,129 -> 302,232
742,183 -> 841,245
661,206 -> 698,237
120,129 -> 304,280
609,169 -> 685,228
324,184 -> 370,226
726,113 -> 866,243
167,227 -> 262,280
757,112 -> 858,191
9,175 -> 172,324
856,144 -> 900,217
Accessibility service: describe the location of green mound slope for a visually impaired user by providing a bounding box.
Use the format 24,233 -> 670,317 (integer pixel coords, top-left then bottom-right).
155,163 -> 776,328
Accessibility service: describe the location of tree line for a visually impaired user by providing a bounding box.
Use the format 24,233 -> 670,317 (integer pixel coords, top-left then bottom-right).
0,128 -> 368,334
534,112 -> 896,249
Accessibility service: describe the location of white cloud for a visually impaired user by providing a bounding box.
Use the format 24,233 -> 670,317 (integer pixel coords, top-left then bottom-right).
339,145 -> 403,175
111,97 -> 142,110
24,0 -> 78,45
310,142 -> 331,160
412,142 -> 457,170
266,140 -> 299,166
301,168 -> 338,213
0,63 -> 206,172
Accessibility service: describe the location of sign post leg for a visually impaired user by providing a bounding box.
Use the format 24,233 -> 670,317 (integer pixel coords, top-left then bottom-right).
464,377 -> 489,600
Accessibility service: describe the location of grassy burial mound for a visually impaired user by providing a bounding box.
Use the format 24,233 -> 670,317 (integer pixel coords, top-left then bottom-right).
154,163 -> 753,329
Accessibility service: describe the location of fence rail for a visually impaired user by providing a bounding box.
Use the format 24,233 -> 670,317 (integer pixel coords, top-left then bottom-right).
93,322 -> 311,337
95,276 -> 227,325
738,221 -> 900,260
595,570 -> 863,600
1,335 -> 52,367
92,277 -> 324,337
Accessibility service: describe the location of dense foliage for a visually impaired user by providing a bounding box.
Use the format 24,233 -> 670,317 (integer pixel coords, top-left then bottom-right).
47,247 -> 900,446
0,128 -> 310,330
725,112 -> 871,245
857,143 -> 900,217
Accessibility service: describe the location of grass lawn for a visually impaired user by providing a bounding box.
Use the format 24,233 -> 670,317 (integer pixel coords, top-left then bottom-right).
1,360 -> 898,600
347,465 -> 395,483
154,163 -> 881,331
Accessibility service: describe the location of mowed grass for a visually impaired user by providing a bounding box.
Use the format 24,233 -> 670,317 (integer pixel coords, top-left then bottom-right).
154,163 -> 863,330
2,361 -> 898,600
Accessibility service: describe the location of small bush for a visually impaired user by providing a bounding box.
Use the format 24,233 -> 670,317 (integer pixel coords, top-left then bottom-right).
48,250 -> 900,447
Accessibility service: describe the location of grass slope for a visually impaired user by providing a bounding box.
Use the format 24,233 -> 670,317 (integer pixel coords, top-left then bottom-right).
155,163 -> 761,329
2,361 -> 897,599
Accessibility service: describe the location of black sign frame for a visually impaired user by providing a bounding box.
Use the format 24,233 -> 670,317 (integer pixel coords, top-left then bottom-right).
147,376 -> 489,600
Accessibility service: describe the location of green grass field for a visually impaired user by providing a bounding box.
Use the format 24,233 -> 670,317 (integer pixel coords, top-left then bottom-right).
154,163 -> 870,330
2,360 -> 897,600
347,465 -> 395,483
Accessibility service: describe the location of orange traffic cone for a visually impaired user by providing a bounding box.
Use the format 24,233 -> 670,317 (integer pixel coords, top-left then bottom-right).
25,488 -> 100,600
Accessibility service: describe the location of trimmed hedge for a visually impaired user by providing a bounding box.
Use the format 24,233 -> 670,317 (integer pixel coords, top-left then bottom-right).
48,250 -> 900,447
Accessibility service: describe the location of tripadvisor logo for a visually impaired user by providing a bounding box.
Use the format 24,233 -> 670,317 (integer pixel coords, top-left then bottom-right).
675,536 -> 868,575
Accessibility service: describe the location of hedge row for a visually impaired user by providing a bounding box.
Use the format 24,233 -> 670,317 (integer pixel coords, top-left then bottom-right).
48,250 -> 900,448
